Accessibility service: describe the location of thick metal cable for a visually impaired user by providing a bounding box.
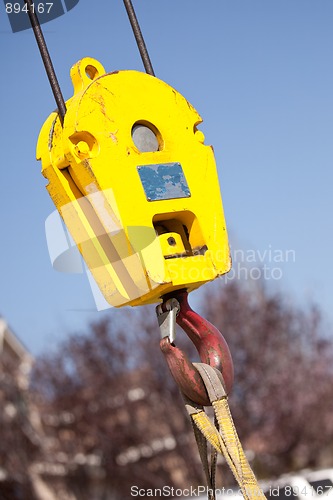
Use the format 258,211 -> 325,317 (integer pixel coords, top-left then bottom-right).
24,0 -> 66,124
122,0 -> 155,76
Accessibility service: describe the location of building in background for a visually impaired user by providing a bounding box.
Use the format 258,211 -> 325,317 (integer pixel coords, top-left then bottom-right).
0,317 -> 206,500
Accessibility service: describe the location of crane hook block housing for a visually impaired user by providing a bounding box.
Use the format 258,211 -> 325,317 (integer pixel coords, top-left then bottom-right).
37,57 -> 231,307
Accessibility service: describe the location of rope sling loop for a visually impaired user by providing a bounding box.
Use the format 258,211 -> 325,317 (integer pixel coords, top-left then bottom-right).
186,364 -> 266,500
158,293 -> 266,500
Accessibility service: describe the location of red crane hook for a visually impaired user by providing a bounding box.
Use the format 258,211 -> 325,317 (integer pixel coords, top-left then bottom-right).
158,291 -> 234,406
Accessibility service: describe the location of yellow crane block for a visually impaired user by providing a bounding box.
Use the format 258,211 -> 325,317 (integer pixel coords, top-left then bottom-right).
37,57 -> 231,307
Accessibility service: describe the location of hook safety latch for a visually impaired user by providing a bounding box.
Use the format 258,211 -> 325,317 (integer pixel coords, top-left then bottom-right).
156,298 -> 180,345
157,291 -> 234,406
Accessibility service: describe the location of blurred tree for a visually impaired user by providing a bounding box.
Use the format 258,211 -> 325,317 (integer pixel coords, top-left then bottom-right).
29,278 -> 333,498
201,279 -> 333,477
31,309 -> 202,499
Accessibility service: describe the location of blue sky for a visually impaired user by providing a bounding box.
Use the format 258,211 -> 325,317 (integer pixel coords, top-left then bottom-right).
0,0 -> 333,354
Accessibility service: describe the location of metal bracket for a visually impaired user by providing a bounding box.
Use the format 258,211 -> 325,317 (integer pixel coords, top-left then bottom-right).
156,298 -> 180,345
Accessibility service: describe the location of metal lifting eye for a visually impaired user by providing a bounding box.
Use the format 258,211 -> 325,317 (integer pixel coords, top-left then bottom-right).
132,124 -> 159,152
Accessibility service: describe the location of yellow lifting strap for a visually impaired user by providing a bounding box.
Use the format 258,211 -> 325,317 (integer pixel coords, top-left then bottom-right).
185,363 -> 266,500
